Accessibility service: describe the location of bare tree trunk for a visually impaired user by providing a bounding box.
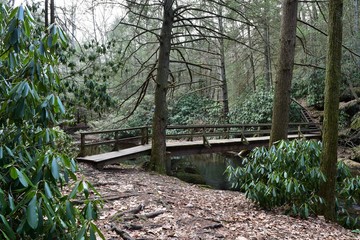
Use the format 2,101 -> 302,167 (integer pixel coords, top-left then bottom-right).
218,7 -> 229,122
319,0 -> 343,221
150,0 -> 174,174
263,0 -> 272,89
247,25 -> 256,91
45,0 -> 49,27
355,0 -> 359,34
50,0 -> 55,24
269,0 -> 298,145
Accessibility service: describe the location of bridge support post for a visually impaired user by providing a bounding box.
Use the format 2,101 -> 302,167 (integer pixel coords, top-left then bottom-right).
141,127 -> 149,145
113,131 -> 119,151
166,152 -> 172,175
79,133 -> 85,157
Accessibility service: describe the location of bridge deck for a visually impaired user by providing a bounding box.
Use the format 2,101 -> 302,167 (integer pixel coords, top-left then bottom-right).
77,133 -> 321,169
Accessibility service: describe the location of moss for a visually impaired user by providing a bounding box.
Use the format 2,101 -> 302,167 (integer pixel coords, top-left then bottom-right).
351,113 -> 360,130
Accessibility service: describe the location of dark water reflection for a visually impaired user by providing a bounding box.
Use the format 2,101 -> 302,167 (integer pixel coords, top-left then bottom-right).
171,153 -> 242,190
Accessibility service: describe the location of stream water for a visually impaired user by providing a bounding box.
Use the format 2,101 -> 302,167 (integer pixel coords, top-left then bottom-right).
170,153 -> 242,190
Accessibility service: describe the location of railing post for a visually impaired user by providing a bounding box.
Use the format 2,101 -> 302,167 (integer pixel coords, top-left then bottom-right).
141,127 -> 148,145
114,130 -> 119,151
79,133 -> 85,157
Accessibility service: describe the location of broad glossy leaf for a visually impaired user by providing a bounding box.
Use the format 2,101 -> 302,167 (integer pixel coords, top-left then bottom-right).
51,158 -> 59,180
44,182 -> 53,199
16,169 -> 28,187
86,202 -> 93,220
10,167 -> 18,179
8,194 -> 15,211
26,196 -> 38,229
17,5 -> 24,21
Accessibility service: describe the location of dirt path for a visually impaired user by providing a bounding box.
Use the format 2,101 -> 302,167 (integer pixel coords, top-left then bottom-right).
78,163 -> 358,240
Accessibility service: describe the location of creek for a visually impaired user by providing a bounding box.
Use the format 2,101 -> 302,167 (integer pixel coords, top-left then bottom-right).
170,153 -> 243,190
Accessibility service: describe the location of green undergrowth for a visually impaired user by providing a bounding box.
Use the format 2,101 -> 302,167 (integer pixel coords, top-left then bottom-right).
225,139 -> 360,229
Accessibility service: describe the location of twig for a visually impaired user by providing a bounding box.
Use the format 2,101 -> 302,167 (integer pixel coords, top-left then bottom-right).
111,224 -> 135,240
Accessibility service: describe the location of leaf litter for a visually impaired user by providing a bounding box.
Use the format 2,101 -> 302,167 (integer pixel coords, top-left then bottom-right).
78,163 -> 359,240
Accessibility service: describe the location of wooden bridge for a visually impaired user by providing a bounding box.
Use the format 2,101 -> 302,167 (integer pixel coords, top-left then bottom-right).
76,122 -> 321,169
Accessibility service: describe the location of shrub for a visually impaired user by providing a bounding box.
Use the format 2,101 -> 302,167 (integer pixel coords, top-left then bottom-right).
169,93 -> 222,125
0,4 -> 103,239
229,90 -> 303,124
226,139 -> 360,228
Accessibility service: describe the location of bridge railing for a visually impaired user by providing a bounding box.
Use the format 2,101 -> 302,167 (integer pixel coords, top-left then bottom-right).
79,126 -> 149,157
78,122 -> 320,157
166,122 -> 320,141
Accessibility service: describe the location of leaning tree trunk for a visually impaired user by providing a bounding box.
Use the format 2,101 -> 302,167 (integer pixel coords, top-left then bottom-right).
319,0 -> 344,221
150,0 -> 174,174
269,0 -> 298,145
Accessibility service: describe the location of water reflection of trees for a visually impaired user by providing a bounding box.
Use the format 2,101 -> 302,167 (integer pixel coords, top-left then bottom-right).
171,154 -> 242,190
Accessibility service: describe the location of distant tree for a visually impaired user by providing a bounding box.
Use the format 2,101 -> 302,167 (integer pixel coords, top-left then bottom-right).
269,0 -> 298,145
319,0 -> 344,221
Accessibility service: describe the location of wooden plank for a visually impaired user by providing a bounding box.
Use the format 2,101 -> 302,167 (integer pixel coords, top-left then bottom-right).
77,145 -> 151,162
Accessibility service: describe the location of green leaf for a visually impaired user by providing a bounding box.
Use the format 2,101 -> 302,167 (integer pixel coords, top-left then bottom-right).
91,222 -> 105,240
0,214 -> 16,240
8,194 -> 15,211
304,203 -> 309,218
17,5 -> 24,21
10,167 -> 18,179
26,196 -> 39,229
16,169 -> 29,187
44,182 -> 53,199
66,200 -> 75,223
56,96 -> 65,114
76,225 -> 86,240
86,202 -> 93,220
51,158 -> 60,180
0,146 -> 3,159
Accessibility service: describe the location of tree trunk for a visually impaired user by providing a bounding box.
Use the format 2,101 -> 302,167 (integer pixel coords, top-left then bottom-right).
319,0 -> 343,221
150,0 -> 174,174
50,0 -> 55,24
247,25 -> 256,91
218,7 -> 229,122
263,0 -> 272,89
269,0 -> 298,145
45,0 -> 49,27
355,0 -> 359,34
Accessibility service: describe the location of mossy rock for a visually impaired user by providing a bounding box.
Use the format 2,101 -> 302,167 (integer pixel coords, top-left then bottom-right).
351,112 -> 360,130
175,172 -> 206,185
354,146 -> 360,162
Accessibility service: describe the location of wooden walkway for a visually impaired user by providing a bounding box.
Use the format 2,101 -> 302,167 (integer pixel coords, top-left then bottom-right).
77,133 -> 321,169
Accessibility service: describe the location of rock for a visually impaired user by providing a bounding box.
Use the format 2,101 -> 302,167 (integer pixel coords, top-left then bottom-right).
351,112 -> 360,130
342,159 -> 360,175
353,146 -> 360,162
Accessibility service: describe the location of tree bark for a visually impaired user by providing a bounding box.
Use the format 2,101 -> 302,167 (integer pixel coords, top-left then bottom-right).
45,0 -> 49,28
150,0 -> 174,174
269,0 -> 298,145
218,7 -> 229,122
50,0 -> 55,24
247,25 -> 256,91
319,0 -> 343,221
263,0 -> 272,89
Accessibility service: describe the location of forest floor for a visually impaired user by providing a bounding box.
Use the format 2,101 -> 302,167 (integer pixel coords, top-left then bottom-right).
78,162 -> 359,240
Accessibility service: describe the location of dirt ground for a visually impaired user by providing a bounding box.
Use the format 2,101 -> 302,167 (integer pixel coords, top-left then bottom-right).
78,163 -> 359,240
